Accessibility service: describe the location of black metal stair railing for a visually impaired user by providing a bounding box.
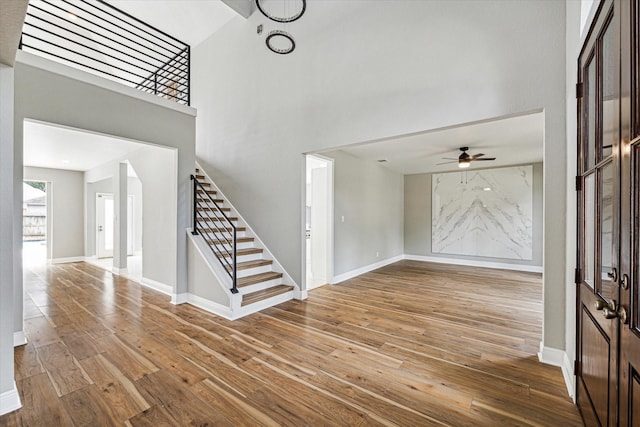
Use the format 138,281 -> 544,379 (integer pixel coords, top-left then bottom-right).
20,0 -> 190,105
191,175 -> 238,294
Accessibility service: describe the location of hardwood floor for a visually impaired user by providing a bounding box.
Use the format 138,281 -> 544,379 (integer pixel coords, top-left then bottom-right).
0,260 -> 582,426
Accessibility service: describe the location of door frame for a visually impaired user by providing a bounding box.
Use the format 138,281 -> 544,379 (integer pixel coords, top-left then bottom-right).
96,192 -> 114,258
303,154 -> 334,291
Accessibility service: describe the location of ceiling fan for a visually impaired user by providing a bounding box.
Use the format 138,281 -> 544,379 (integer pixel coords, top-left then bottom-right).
437,147 -> 496,168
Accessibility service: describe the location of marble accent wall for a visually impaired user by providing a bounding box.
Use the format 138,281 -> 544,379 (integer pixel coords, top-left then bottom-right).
432,165 -> 533,260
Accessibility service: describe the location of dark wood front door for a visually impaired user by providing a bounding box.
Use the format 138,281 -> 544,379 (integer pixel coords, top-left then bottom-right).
620,1 -> 640,424
577,0 -> 640,425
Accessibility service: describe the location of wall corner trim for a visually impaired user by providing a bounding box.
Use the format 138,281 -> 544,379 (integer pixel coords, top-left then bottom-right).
537,342 -> 575,400
172,293 -> 188,305
13,331 -> 27,347
0,382 -> 22,416
111,266 -> 128,276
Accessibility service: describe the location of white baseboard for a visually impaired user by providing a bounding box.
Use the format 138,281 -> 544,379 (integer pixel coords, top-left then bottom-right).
0,382 -> 21,416
50,256 -> 85,264
537,342 -> 575,400
13,331 -> 27,347
295,290 -> 308,300
112,266 -> 128,275
171,293 -> 188,305
332,255 -> 404,284
404,254 -> 543,273
186,293 -> 234,320
140,277 -> 173,296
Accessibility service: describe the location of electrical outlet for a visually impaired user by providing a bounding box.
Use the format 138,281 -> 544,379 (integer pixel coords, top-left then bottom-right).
341,216 -> 345,222
376,251 -> 379,257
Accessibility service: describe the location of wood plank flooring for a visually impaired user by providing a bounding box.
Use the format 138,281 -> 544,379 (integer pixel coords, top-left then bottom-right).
0,260 -> 582,426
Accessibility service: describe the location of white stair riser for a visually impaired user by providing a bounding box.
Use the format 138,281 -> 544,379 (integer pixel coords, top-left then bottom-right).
198,216 -> 237,224
223,252 -> 263,263
239,278 -> 283,295
239,291 -> 294,317
202,231 -> 246,239
236,264 -> 273,278
207,241 -> 255,251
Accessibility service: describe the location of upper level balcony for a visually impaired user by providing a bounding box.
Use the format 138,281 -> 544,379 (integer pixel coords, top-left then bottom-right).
20,0 -> 190,105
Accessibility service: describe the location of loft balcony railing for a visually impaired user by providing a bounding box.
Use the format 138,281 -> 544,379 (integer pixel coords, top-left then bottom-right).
20,0 -> 190,106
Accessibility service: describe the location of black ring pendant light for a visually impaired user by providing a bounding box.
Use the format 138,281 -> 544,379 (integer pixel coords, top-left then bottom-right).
265,30 -> 296,55
256,0 -> 306,23
256,0 -> 305,55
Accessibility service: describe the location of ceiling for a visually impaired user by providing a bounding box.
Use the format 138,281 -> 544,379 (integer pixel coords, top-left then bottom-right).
0,0 -> 28,66
335,112 -> 544,175
105,0 -> 238,47
23,121 -> 147,173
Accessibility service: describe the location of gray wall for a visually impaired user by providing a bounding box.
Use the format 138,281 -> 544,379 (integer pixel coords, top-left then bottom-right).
0,64 -> 16,400
24,167 -> 84,261
13,53 -> 196,342
324,150 -> 404,276
128,148 -> 177,286
187,237 -> 229,306
404,163 -> 543,268
192,0 -> 568,350
85,176 -> 143,258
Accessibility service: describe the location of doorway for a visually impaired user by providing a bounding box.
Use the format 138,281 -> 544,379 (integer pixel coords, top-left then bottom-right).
305,155 -> 333,290
96,193 -> 134,258
96,193 -> 114,258
576,0 -> 640,425
22,180 -> 48,266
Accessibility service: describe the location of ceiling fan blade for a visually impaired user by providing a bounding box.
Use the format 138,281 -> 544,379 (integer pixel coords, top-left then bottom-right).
441,157 -> 459,160
436,160 -> 458,165
473,157 -> 496,161
470,153 -> 485,159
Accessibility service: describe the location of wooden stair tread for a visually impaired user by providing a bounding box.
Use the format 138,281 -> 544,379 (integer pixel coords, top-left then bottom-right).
231,259 -> 273,271
197,206 -> 231,212
196,189 -> 217,195
215,248 -> 262,258
195,174 -> 205,179
238,271 -> 283,288
199,215 -> 238,222
197,226 -> 246,233
210,237 -> 254,245
197,197 -> 224,203
241,285 -> 293,306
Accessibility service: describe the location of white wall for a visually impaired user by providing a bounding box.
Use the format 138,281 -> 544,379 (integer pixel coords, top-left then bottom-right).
23,167 -> 84,261
127,147 -> 177,287
193,0 -> 567,349
405,163 -> 544,268
322,150 -> 404,277
12,52 -> 196,347
0,63 -> 20,413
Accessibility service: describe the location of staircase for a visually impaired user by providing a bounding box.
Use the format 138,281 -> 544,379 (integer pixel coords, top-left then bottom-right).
188,167 -> 296,319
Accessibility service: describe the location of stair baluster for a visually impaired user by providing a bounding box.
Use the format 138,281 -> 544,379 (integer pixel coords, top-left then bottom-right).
191,174 -> 238,294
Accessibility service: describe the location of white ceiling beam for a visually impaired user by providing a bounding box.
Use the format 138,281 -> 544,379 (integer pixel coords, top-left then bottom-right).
220,0 -> 254,19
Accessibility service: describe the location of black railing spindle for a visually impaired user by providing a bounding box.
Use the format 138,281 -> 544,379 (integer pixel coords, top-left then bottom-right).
191,175 -> 238,294
20,0 -> 190,106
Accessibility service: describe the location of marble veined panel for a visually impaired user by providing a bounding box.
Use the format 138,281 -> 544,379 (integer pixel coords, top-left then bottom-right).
432,166 -> 533,260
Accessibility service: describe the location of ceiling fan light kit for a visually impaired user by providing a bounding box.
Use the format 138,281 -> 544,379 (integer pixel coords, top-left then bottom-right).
437,147 -> 497,168
256,0 -> 306,55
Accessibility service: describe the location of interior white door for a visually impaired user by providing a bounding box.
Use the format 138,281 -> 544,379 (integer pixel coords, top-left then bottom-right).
310,166 -> 328,288
96,193 -> 114,258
